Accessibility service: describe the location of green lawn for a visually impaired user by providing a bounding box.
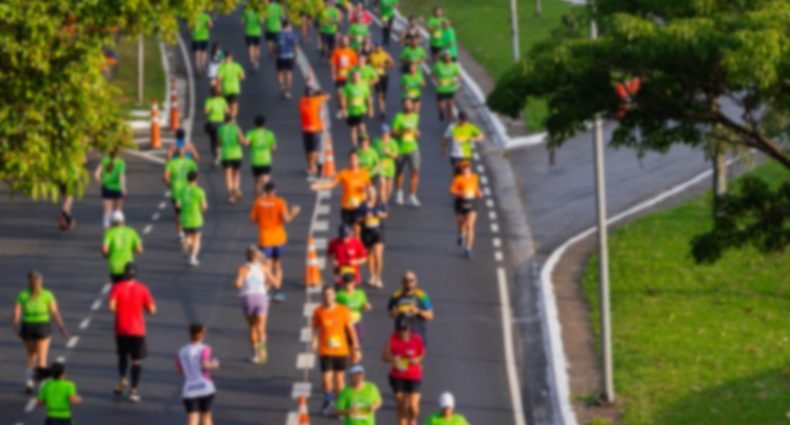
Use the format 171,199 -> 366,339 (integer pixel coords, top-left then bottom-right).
112,36 -> 166,116
399,0 -> 578,130
581,162 -> 790,425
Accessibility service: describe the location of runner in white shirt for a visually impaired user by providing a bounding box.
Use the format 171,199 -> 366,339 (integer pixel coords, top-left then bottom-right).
441,112 -> 484,170
176,323 -> 219,425
233,246 -> 277,364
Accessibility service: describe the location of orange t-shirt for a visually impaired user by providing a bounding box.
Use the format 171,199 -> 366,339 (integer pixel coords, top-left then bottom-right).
299,95 -> 327,132
450,174 -> 481,199
312,304 -> 352,356
331,48 -> 358,82
334,168 -> 370,210
250,196 -> 287,247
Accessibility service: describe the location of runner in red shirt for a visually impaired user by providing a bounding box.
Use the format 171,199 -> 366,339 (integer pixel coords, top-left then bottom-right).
327,225 -> 367,285
382,316 -> 425,425
108,263 -> 156,403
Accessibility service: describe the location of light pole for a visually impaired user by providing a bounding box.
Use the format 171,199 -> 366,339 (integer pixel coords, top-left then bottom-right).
137,35 -> 144,105
509,0 -> 520,61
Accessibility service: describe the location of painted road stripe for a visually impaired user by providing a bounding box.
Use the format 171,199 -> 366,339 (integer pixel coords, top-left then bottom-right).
493,238 -> 502,248
313,237 -> 328,250
497,267 -> 527,425
495,251 -> 504,262
307,284 -> 322,295
303,302 -> 318,318
286,412 -> 298,425
143,224 -> 153,234
300,327 -> 312,343
158,201 -> 167,209
473,152 -> 481,161
317,190 -> 331,201
316,257 -> 326,270
291,382 -> 312,399
491,223 -> 500,233
79,318 -> 91,330
489,211 -> 498,221
101,283 -> 111,295
480,175 -> 489,186
66,336 -> 80,349
483,187 -> 491,197
165,190 -> 171,198
56,356 -> 66,363
316,204 -> 330,215
477,164 -> 485,173
91,299 -> 102,311
296,352 -> 316,370
152,212 -> 161,221
486,198 -> 495,208
25,397 -> 36,412
313,220 -> 329,232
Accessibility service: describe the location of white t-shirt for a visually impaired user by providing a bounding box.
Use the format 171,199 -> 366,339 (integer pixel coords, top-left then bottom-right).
177,342 -> 216,399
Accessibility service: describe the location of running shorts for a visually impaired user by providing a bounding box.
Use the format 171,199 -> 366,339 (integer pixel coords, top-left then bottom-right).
183,227 -> 202,235
276,58 -> 295,71
241,292 -> 269,316
252,165 -> 272,177
110,273 -> 126,284
265,31 -> 280,42
245,36 -> 261,46
430,46 -> 442,56
302,131 -> 321,153
20,322 -> 52,341
224,93 -> 239,104
183,394 -> 215,413
320,33 -> 336,51
101,186 -> 123,200
437,91 -> 455,101
361,227 -> 384,248
170,197 -> 181,215
375,75 -> 389,95
45,418 -> 74,425
192,41 -> 208,52
319,355 -> 348,372
389,375 -> 422,394
259,245 -> 285,260
222,159 -> 242,170
346,115 -> 364,127
341,208 -> 362,226
454,198 -> 477,215
116,335 -> 147,360
334,79 -> 348,89
396,151 -> 421,174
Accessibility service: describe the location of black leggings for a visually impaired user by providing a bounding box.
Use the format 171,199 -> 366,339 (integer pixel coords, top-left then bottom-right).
382,18 -> 394,45
205,121 -> 221,158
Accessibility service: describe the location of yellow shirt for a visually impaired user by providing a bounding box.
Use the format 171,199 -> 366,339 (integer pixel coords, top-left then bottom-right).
369,50 -> 391,76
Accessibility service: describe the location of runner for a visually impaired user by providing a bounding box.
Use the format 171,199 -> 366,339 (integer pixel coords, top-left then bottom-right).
449,161 -> 481,258
298,87 -> 330,179
331,35 -> 358,118
94,149 -> 125,229
57,166 -> 81,231
263,0 -> 285,57
350,54 -> 379,90
441,112 -> 483,168
348,13 -> 370,52
296,0 -> 319,42
392,99 -> 422,206
387,270 -> 433,343
176,323 -> 220,425
427,6 -> 448,62
369,42 -> 394,118
13,271 -> 67,393
274,20 -> 297,98
340,70 -> 373,146
109,263 -> 156,403
319,0 -> 343,60
166,129 -> 201,161
312,285 -> 361,416
327,225 -> 367,285
241,3 -> 263,69
423,392 -> 470,425
400,16 -> 421,46
177,171 -> 208,266
249,182 -> 301,301
335,365 -> 382,425
382,316 -> 425,425
207,43 -> 224,86
378,0 -> 399,46
215,52 -> 246,118
247,115 -> 277,197
190,10 -> 212,75
312,150 -> 371,230
431,51 -> 461,121
37,362 -> 82,425
374,124 -> 398,203
101,210 -> 143,283
401,62 -> 425,113
359,185 -> 388,288
217,113 -> 249,203
399,33 -> 426,73
336,272 -> 371,340
348,2 -> 373,25
204,85 -> 229,165
163,147 -> 198,240
439,20 -> 458,62
359,35 -> 375,58
357,134 -> 380,185
233,247 -> 277,363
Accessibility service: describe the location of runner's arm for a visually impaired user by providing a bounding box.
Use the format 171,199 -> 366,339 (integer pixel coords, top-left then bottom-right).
49,299 -> 68,337
12,302 -> 21,334
120,173 -> 127,195
233,265 -> 247,290
145,290 -> 157,315
282,204 -> 301,222
188,143 -> 201,161
69,393 -> 82,405
93,164 -> 102,183
238,127 -> 249,146
418,307 -> 434,321
380,338 -> 392,363
101,242 -> 109,257
163,168 -> 171,186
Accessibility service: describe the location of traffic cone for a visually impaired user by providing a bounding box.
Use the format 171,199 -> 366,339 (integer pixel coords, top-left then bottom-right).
321,136 -> 336,178
169,77 -> 180,131
297,395 -> 311,424
304,236 -> 322,286
150,100 -> 161,149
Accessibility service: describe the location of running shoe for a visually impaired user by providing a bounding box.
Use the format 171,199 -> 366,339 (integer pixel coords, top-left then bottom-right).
464,248 -> 473,258
408,194 -> 421,207
395,191 -> 404,205
128,389 -> 141,403
25,379 -> 34,395
321,400 -> 335,417
113,379 -> 128,396
457,235 -> 464,247
272,291 -> 286,303
189,257 -> 200,267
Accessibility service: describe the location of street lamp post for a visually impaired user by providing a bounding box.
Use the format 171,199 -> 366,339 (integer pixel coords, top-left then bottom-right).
509,0 -> 520,61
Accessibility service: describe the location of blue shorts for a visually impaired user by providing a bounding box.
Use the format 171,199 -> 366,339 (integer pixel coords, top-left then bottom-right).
259,245 -> 285,260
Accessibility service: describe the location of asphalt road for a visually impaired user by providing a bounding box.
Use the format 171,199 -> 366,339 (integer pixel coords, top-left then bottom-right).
0,9 -> 518,425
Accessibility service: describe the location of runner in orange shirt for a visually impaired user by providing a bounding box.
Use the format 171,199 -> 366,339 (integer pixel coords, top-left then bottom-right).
311,150 -> 371,234
449,161 -> 482,258
312,285 -> 361,416
298,87 -> 330,179
249,182 -> 301,301
330,35 -> 358,119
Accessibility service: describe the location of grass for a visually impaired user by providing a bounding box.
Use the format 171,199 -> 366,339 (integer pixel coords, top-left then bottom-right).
111,36 -> 166,116
399,0 -> 578,131
581,162 -> 790,425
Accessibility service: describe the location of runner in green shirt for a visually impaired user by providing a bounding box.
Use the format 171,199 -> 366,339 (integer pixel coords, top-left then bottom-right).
399,37 -> 426,73
391,99 -> 422,206
216,52 -> 246,118
427,7 -> 448,61
101,211 -> 143,282
263,0 -> 284,55
247,114 -> 278,196
401,62 -> 426,112
242,6 -> 263,67
350,55 -> 379,89
379,0 -> 398,46
164,148 -> 198,239
177,171 -> 208,267
336,274 -> 371,336
94,150 -> 126,229
335,365 -> 382,425
318,1 -> 342,59
342,70 -> 374,146
431,51 -> 461,121
38,363 -> 81,422
204,85 -> 229,164
357,135 -> 380,180
423,392 -> 470,425
440,19 -> 458,60
373,124 -> 399,203
348,20 -> 369,51
217,114 -> 249,204
191,11 -> 212,74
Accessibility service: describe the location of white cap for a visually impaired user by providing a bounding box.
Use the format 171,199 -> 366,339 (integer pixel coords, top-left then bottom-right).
110,210 -> 125,223
438,392 -> 455,409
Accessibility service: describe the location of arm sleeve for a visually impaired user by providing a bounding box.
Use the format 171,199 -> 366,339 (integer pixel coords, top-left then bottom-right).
201,346 -> 213,362
143,287 -> 154,308
420,292 -> 433,310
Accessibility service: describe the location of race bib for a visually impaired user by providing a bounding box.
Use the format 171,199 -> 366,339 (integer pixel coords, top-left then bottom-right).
440,77 -> 453,87
395,356 -> 410,371
350,196 -> 362,207
349,403 -> 370,419
365,216 -> 380,227
351,97 -> 363,107
432,30 -> 441,38
407,89 -> 419,98
464,191 -> 475,200
350,310 -> 362,324
403,129 -> 416,141
327,335 -> 342,349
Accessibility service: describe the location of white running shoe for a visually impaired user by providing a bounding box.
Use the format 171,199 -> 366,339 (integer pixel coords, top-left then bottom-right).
408,194 -> 421,207
395,191 -> 404,205
189,257 -> 200,267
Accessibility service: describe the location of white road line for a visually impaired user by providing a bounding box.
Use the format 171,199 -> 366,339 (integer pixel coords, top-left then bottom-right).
101,283 -> 111,295
306,284 -> 322,295
79,318 -> 91,330
495,251 -> 504,262
316,190 -> 331,201
143,224 -> 153,234
66,336 -> 80,349
175,34 -> 196,142
316,257 -> 326,270
291,382 -> 312,399
164,190 -> 171,198
480,175 -> 489,186
24,398 -> 36,412
286,412 -> 298,425
158,201 -> 167,210
316,204 -> 330,215
56,356 -> 66,363
497,268 -> 528,425
91,299 -> 102,311
313,220 -> 329,232
486,198 -> 495,208
477,164 -> 486,174
152,212 -> 161,221
483,187 -> 491,197
296,352 -> 316,370
313,237 -> 328,250
491,223 -> 500,233
123,149 -> 166,165
493,238 -> 502,248
14,422 -> 25,425
489,211 -> 498,221
300,327 -> 312,343
303,302 -> 318,318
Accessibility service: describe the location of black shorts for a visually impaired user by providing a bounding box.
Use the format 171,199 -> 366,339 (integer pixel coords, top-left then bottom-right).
346,115 -> 364,127
361,228 -> 384,248
454,198 -> 477,215
183,227 -> 202,235
334,79 -> 347,89
302,131 -> 321,153
224,94 -> 239,104
252,165 -> 272,177
20,322 -> 52,341
437,91 -> 455,101
276,58 -> 294,71
430,45 -> 442,56
116,335 -> 147,360
341,208 -> 362,226
265,31 -> 279,41
45,418 -> 74,425
319,355 -> 348,372
389,375 -> 422,394
204,121 -> 221,136
375,75 -> 389,94
222,159 -> 242,170
245,35 -> 261,46
192,40 -> 209,51
170,197 -> 181,215
183,394 -> 215,413
110,273 -> 126,284
320,33 -> 336,49
101,186 -> 123,200
400,63 -> 411,74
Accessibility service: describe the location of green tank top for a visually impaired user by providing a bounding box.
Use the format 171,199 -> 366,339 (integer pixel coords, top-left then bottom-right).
218,123 -> 243,160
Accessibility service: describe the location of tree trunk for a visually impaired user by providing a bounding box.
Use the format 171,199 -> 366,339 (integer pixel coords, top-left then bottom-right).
535,0 -> 542,16
714,151 -> 728,196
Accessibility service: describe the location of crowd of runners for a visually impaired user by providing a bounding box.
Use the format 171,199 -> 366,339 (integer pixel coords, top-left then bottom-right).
15,1 -> 487,424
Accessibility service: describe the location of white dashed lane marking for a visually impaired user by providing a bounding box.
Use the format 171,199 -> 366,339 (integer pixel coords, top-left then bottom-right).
316,204 -> 330,215
313,220 -> 329,232
79,318 -> 91,330
151,212 -> 161,221
143,224 -> 153,234
300,327 -> 312,343
302,302 -> 318,318
291,382 -> 312,399
491,223 -> 500,233
66,336 -> 80,349
493,238 -> 502,249
296,352 -> 316,370
91,299 -> 102,311
313,237 -> 328,250
158,201 -> 167,209
495,251 -> 504,262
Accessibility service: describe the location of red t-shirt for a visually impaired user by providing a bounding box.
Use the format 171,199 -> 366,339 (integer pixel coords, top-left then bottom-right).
327,236 -> 367,282
109,280 -> 154,336
389,332 -> 425,380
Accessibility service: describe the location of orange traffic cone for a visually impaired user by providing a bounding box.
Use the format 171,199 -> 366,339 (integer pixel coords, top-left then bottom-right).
169,77 -> 180,131
297,395 -> 310,424
304,236 -> 322,286
321,136 -> 336,178
150,100 -> 161,149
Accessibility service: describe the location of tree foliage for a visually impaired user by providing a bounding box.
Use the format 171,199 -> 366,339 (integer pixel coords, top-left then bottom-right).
487,0 -> 790,167
0,0 -> 241,201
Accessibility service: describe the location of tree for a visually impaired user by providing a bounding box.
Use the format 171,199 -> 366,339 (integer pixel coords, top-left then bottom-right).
0,0 -> 241,201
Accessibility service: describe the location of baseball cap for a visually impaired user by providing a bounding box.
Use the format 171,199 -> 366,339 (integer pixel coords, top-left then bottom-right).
439,392 -> 455,409
339,224 -> 352,237
381,123 -> 390,133
110,210 -> 125,223
341,272 -> 356,284
348,364 -> 365,375
395,315 -> 411,331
